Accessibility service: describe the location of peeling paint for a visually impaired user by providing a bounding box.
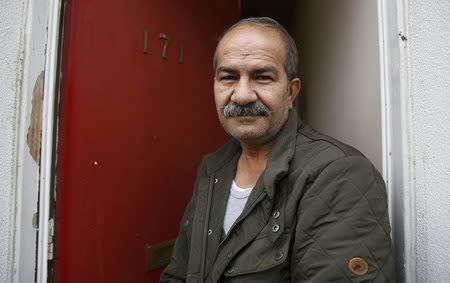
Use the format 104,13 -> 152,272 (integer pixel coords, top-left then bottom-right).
26,71 -> 44,163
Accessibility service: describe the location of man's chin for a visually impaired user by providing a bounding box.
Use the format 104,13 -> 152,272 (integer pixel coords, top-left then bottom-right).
226,127 -> 270,144
220,117 -> 272,142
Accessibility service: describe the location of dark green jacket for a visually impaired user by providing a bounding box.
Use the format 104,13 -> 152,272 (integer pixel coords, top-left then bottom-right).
161,110 -> 395,282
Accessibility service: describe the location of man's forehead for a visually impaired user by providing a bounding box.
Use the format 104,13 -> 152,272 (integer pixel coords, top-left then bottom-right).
219,49 -> 280,65
215,25 -> 286,68
218,25 -> 284,50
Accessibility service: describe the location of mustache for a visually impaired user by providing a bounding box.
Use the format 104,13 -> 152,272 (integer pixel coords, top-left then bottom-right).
223,102 -> 271,118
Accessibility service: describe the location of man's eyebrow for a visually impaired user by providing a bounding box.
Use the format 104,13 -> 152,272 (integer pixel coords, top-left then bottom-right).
216,67 -> 237,74
253,66 -> 279,76
216,66 -> 279,76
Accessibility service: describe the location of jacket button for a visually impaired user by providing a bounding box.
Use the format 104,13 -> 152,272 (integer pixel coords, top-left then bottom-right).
272,224 -> 280,233
208,229 -> 212,236
274,250 -> 284,261
348,257 -> 369,276
226,266 -> 234,274
214,178 -> 218,184
272,210 -> 280,219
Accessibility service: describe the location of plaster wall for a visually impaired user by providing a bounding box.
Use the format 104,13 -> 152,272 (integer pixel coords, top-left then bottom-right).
293,0 -> 382,172
0,0 -> 49,281
407,0 -> 450,282
0,0 -> 27,281
14,0 -> 50,281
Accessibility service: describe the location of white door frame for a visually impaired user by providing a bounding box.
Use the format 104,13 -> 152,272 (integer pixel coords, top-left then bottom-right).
36,0 -> 415,281
36,0 -> 63,282
377,0 -> 415,282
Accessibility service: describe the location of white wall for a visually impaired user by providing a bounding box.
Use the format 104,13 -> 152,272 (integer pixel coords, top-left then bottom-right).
407,0 -> 450,282
0,0 -> 27,281
0,0 -> 49,282
293,0 -> 382,172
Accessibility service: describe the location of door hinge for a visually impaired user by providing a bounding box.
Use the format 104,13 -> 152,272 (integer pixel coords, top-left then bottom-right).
32,212 -> 39,230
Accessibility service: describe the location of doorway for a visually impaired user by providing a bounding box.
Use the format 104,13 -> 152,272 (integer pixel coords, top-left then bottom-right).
50,1 -> 385,282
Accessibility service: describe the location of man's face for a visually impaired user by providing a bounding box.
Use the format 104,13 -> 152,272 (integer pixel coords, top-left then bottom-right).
214,26 -> 299,145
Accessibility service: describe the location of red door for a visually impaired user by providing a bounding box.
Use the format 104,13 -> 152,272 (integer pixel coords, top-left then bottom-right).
54,1 -> 238,282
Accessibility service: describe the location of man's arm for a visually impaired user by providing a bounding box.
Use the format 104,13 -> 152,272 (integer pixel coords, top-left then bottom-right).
160,198 -> 195,282
160,160 -> 206,282
291,156 -> 396,282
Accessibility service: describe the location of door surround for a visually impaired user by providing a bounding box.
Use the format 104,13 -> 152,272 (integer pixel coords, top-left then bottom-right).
377,0 -> 416,282
36,0 -> 63,282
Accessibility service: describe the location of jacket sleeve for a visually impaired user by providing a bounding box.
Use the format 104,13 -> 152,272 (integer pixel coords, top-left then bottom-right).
160,160 -> 206,282
290,156 -> 396,282
160,198 -> 195,282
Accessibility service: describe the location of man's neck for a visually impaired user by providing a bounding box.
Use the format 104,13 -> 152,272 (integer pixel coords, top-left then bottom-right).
234,141 -> 273,188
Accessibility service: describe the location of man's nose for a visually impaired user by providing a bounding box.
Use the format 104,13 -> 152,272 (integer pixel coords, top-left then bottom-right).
231,78 -> 257,105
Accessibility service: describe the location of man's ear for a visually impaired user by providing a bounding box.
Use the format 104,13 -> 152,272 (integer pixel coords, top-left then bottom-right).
288,78 -> 301,109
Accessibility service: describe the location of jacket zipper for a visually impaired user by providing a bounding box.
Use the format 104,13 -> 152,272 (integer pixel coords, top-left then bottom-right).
199,175 -> 215,283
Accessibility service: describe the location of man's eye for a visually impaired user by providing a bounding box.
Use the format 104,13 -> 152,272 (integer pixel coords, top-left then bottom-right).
220,75 -> 236,81
256,75 -> 273,81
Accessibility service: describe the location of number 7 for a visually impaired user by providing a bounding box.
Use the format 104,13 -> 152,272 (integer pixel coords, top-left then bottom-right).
159,33 -> 170,59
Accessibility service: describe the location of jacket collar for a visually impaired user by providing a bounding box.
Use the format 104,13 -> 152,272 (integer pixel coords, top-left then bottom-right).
262,108 -> 300,199
203,109 -> 302,199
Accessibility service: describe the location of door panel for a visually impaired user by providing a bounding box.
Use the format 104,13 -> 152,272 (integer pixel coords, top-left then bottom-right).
55,1 -> 238,282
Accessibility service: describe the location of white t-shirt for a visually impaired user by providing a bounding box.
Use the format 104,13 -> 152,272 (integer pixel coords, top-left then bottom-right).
223,180 -> 253,234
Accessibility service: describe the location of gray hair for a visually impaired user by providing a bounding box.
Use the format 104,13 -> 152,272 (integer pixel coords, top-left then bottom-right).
213,17 -> 299,80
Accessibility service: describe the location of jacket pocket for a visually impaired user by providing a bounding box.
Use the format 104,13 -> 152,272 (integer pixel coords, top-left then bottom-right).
223,231 -> 291,277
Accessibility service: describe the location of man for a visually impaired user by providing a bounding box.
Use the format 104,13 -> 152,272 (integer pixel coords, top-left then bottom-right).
161,17 -> 395,282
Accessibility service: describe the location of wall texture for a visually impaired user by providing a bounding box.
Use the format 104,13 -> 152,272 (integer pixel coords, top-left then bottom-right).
0,0 -> 26,281
408,0 -> 450,282
1,0 -> 50,280
15,0 -> 50,281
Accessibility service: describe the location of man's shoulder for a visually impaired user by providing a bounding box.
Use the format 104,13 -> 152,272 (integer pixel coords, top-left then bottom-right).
199,138 -> 241,176
292,123 -> 369,173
